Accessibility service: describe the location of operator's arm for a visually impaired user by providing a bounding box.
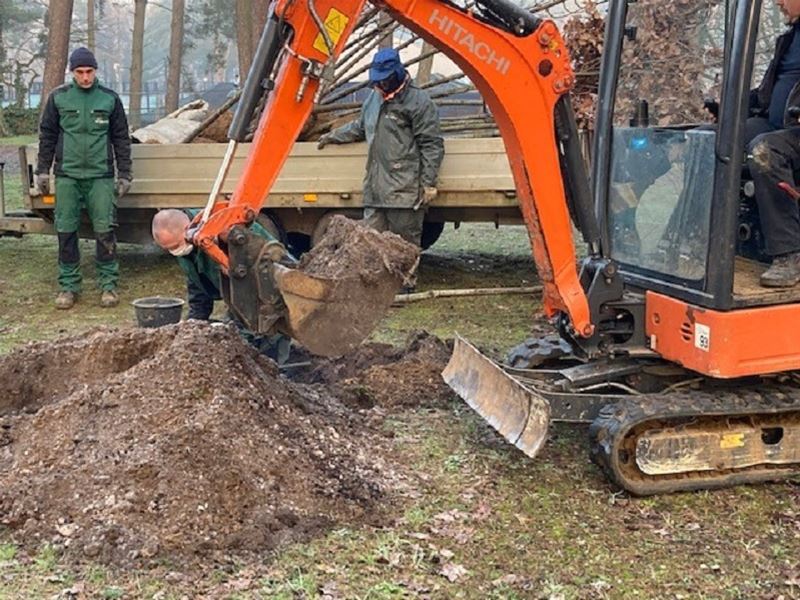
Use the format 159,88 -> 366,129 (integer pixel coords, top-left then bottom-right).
36,92 -> 59,175
109,95 -> 133,179
186,278 -> 215,321
326,108 -> 367,144
412,94 -> 444,188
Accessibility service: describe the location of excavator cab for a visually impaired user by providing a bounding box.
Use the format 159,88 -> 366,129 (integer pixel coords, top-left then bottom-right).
600,0 -> 775,312
594,0 -> 800,367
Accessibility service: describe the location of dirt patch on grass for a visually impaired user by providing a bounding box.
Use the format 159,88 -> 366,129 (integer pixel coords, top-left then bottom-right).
293,331 -> 456,409
0,322 -> 404,567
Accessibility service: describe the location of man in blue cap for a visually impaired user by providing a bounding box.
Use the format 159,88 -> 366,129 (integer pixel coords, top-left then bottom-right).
36,46 -> 131,309
318,48 -> 444,256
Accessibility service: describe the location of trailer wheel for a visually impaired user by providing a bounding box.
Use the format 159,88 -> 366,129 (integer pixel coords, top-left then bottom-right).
256,211 -> 287,244
421,221 -> 445,250
310,210 -> 363,247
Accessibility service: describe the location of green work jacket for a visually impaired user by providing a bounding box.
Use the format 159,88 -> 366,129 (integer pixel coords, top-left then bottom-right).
177,210 -> 279,320
36,79 -> 132,180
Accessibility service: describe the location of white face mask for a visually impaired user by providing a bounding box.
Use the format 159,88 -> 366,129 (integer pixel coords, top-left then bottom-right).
169,242 -> 194,257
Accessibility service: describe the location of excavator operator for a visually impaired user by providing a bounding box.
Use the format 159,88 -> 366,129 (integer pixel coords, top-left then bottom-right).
317,47 -> 444,282
747,0 -> 800,287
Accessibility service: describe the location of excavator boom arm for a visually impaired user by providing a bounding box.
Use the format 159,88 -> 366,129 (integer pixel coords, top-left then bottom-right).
195,0 -> 596,338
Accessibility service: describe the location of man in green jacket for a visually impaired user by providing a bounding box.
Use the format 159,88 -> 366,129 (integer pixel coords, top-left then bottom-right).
317,48 -> 444,249
151,209 -> 290,363
36,47 -> 132,310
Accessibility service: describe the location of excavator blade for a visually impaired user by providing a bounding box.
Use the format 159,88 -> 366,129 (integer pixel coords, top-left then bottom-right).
272,264 -> 400,357
442,335 -> 551,457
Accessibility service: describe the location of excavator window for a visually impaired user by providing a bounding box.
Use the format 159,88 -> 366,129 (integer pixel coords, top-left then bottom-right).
608,127 -> 715,282
601,0 -> 727,292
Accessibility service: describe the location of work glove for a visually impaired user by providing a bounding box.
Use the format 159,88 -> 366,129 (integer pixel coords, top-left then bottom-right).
37,174 -> 50,196
317,133 -> 333,150
421,186 -> 438,206
115,176 -> 132,198
702,98 -> 719,122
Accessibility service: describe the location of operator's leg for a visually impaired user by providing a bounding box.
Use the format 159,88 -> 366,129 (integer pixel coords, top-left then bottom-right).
384,208 -> 425,246
84,177 -> 119,303
385,208 -> 425,292
747,127 -> 800,287
744,116 -> 776,147
362,207 -> 389,232
53,176 -> 83,307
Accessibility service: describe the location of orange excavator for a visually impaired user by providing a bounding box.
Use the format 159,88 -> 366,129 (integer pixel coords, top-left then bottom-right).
191,0 -> 800,494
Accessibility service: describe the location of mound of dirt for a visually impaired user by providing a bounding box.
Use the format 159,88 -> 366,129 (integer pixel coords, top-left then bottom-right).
0,323 -> 399,567
299,215 -> 420,283
294,331 -> 456,409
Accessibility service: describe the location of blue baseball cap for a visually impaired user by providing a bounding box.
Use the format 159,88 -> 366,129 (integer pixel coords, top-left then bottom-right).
369,48 -> 405,84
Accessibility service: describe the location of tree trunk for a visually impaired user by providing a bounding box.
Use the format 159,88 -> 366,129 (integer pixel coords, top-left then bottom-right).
415,41 -> 435,85
41,0 -> 75,110
378,12 -> 393,49
87,0 -> 96,53
129,0 -> 147,130
165,0 -> 185,113
252,2 -> 269,57
235,0 -> 270,84
0,107 -> 9,138
0,4 -> 7,100
235,0 -> 254,82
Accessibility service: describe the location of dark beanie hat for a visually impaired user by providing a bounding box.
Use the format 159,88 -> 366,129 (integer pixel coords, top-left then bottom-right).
69,47 -> 98,71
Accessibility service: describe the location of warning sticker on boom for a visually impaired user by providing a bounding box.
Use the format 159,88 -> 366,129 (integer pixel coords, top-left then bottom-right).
312,8 -> 349,56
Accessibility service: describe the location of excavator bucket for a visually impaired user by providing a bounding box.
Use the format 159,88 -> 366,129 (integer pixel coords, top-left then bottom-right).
442,335 -> 551,457
272,264 -> 400,357
225,223 -> 416,358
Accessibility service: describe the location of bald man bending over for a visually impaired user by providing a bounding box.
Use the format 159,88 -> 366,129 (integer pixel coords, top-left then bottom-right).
152,209 -> 290,362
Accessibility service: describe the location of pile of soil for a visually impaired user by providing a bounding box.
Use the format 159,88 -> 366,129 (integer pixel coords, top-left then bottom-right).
294,331 -> 456,409
0,323 -> 401,567
300,215 -> 420,284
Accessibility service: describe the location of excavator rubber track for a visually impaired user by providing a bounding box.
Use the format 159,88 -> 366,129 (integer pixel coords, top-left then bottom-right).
590,385 -> 800,495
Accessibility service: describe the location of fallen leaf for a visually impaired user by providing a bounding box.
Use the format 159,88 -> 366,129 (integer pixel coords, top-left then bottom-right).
472,503 -> 492,521
492,574 -> 518,587
440,562 -> 468,582
320,581 -> 341,599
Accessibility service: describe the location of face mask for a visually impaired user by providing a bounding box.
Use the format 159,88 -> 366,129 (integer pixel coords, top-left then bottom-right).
376,71 -> 403,94
169,242 -> 193,257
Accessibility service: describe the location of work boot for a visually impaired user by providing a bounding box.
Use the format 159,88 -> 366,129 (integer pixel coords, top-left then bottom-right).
760,252 -> 800,288
55,291 -> 77,310
100,289 -> 119,308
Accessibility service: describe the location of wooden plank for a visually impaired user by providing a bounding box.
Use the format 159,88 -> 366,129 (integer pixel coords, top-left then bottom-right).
733,257 -> 800,306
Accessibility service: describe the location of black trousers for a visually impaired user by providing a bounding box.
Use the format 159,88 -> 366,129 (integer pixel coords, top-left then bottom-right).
747,118 -> 800,256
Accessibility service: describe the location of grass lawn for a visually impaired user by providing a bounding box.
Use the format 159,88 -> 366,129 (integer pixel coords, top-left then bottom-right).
1,211 -> 799,598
